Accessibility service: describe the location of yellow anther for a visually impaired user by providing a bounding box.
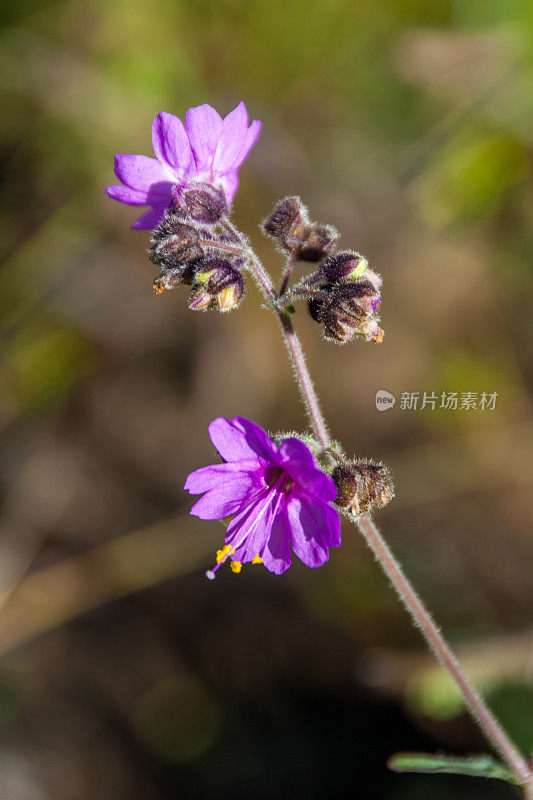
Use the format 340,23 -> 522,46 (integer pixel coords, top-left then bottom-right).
252,555 -> 263,565
216,544 -> 234,563
229,561 -> 242,574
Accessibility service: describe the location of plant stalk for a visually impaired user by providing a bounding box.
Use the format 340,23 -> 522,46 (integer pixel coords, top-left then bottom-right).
240,230 -> 532,790
356,514 -> 532,787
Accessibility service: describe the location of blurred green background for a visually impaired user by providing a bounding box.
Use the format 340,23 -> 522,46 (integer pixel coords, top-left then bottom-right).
0,0 -> 532,798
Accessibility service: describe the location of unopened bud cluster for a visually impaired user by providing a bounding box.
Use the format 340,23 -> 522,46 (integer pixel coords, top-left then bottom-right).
332,459 -> 394,517
263,197 -> 384,344
263,196 -> 338,262
148,186 -> 245,313
309,251 -> 384,344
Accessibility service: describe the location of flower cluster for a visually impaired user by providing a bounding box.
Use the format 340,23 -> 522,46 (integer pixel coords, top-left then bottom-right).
107,102 -> 394,580
262,197 -> 384,343
148,202 -> 246,311
184,417 -> 341,577
308,252 -> 384,344
106,102 -> 261,312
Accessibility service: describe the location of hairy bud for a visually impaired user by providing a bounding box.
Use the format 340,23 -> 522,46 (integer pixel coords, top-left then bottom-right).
309,280 -> 384,344
298,224 -> 338,261
263,197 -> 337,260
332,460 -> 394,517
149,207 -> 203,292
263,196 -> 305,245
189,256 -> 245,312
149,212 -> 202,268
172,183 -> 227,224
320,251 -> 369,283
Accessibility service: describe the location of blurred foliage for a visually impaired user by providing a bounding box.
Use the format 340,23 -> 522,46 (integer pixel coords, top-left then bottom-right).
388,752 -> 515,784
0,0 -> 532,798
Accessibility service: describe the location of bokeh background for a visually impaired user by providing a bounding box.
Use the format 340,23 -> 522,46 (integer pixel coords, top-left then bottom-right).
1,0 -> 532,798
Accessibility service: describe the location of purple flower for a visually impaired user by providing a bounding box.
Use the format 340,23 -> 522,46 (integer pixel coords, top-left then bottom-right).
184,417 -> 341,577
105,102 -> 262,230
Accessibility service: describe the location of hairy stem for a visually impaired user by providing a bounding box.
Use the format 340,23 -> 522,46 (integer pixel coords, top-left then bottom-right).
356,514 -> 532,787
237,220 -> 531,789
278,311 -> 330,447
279,253 -> 297,297
220,218 -> 331,445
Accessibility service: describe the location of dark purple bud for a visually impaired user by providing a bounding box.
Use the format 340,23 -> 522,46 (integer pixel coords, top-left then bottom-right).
334,279 -> 380,315
332,460 -> 394,516
148,207 -> 203,282
263,196 -> 308,249
297,224 -> 338,262
190,256 -> 245,312
320,250 -> 368,283
309,280 -> 384,344
172,183 -> 227,224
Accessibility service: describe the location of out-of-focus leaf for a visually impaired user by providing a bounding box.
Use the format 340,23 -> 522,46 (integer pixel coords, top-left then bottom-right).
413,132 -> 528,227
5,316 -> 95,413
388,752 -> 516,783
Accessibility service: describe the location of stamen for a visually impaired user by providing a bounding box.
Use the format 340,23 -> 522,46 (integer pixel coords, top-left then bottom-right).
204,544 -> 235,580
204,475 -> 287,580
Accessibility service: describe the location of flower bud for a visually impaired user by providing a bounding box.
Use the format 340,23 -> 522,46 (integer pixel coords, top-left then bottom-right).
172,183 -> 227,224
263,196 -> 306,248
153,269 -> 191,294
332,460 -> 394,517
188,287 -> 213,310
298,224 -> 338,262
263,197 -> 338,261
320,251 -> 369,283
190,256 -> 245,312
148,207 -> 203,293
309,280 -> 384,344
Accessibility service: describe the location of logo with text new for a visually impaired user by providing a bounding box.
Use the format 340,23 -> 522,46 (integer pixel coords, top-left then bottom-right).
375,390 -> 396,411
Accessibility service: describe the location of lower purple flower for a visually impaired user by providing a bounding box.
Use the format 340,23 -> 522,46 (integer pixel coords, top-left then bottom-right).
184,416 -> 341,577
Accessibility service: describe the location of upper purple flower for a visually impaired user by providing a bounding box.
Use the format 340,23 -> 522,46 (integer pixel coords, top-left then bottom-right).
105,102 -> 262,230
184,416 -> 341,577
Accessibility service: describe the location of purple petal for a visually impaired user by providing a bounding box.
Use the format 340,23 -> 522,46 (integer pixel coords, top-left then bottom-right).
189,472 -> 260,520
287,495 -> 341,567
277,438 -> 316,469
208,417 -> 277,464
235,119 -> 262,167
152,112 -> 194,174
277,438 -> 337,501
105,184 -> 148,205
226,489 -> 276,564
113,154 -> 173,194
261,501 -> 291,574
130,205 -> 168,230
217,170 -> 239,205
213,102 -> 249,173
184,461 -> 263,494
184,104 -> 223,171
292,466 -> 337,502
